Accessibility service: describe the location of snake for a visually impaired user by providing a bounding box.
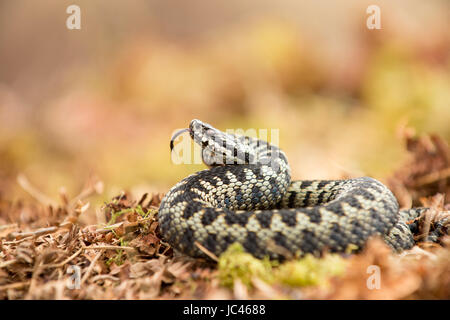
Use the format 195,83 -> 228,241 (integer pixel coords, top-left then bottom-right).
158,119 -> 440,260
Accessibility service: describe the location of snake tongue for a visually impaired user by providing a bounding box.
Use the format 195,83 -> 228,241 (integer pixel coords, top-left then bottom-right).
170,128 -> 191,151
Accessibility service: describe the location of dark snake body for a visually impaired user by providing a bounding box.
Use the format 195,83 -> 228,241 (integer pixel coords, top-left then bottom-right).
158,120 -> 426,259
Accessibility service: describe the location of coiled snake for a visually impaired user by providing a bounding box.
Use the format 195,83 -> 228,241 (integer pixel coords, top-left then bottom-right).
158,119 -> 432,260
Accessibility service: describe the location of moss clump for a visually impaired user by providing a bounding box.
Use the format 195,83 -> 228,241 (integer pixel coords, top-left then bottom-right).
218,244 -> 347,289
274,254 -> 347,287
218,243 -> 273,288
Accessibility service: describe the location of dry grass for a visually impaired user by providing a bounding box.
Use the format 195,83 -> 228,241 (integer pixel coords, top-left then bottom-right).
0,131 -> 448,300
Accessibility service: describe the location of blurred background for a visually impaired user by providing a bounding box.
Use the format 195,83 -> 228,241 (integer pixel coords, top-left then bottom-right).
0,0 -> 449,222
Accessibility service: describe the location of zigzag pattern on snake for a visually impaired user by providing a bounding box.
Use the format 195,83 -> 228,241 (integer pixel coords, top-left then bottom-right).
158,119 -> 432,260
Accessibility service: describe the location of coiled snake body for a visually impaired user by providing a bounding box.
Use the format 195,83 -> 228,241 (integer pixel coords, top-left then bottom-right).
158,120 -> 427,259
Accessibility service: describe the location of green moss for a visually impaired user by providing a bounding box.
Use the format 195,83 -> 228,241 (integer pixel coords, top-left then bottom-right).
218,243 -> 273,288
106,208 -> 133,225
106,238 -> 129,267
218,243 -> 347,289
274,254 -> 347,287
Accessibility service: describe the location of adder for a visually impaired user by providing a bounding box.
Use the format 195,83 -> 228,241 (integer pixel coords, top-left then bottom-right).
158,119 -> 445,259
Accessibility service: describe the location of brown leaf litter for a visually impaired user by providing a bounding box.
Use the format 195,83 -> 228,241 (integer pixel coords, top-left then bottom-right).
0,130 -> 449,299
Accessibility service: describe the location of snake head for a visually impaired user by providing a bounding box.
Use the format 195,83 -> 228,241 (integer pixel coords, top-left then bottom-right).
189,119 -> 256,167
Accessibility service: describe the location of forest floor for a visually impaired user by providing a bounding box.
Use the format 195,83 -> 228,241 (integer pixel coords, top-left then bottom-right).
0,132 -> 449,300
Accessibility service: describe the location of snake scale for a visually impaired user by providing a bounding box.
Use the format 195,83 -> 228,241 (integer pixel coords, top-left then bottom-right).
158,119 -> 430,260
